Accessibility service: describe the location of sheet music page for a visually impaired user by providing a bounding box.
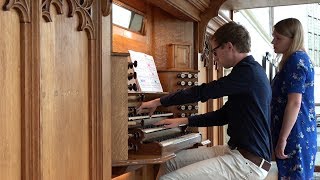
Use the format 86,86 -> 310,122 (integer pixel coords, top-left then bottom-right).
129,50 -> 163,92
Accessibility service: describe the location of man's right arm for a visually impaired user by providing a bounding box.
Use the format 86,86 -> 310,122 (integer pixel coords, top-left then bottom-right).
188,101 -> 230,127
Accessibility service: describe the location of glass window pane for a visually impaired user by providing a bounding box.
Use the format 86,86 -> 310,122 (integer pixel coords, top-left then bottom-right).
112,4 -> 132,28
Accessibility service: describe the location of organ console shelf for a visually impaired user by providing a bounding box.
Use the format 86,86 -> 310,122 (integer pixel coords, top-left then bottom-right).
112,153 -> 176,178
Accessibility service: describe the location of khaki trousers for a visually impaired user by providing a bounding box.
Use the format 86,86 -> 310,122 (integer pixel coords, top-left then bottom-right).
157,145 -> 268,180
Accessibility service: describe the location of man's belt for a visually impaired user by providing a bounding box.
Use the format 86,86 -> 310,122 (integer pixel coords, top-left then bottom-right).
237,148 -> 271,172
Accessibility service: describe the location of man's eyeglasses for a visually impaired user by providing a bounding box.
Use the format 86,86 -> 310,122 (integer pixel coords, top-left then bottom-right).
211,44 -> 222,56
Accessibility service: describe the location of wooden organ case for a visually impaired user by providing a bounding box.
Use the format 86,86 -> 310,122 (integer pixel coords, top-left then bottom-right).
112,55 -> 206,178
110,0 -> 218,179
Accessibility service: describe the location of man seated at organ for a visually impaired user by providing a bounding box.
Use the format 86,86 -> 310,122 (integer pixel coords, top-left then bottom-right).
137,22 -> 272,180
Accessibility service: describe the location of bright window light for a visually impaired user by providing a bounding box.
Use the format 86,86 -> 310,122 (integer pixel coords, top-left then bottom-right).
112,4 -> 131,28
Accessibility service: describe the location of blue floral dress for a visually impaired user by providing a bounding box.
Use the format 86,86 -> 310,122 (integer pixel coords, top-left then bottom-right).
271,51 -> 317,179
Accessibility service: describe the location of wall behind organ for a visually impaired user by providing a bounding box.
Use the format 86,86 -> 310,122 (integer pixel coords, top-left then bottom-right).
112,0 -> 195,70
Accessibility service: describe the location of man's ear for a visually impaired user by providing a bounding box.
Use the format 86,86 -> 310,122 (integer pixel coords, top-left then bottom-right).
226,42 -> 233,49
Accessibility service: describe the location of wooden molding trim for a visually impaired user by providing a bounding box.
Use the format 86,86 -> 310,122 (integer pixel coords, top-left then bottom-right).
101,0 -> 111,16
3,1 -> 40,180
3,0 -> 31,22
41,0 -> 96,39
187,0 -> 210,12
206,14 -> 229,36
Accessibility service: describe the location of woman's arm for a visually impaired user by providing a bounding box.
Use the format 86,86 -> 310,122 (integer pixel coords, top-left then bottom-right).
275,93 -> 302,159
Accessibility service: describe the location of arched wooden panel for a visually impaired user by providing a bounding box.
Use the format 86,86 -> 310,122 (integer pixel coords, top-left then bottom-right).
2,0 -> 110,180
42,0 -> 95,39
40,16 -> 90,180
1,0 -> 37,180
3,0 -> 31,22
0,1 -> 22,180
39,0 -> 98,179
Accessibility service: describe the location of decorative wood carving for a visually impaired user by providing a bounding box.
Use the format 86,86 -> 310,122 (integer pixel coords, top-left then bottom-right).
201,33 -> 218,69
3,0 -> 31,22
41,0 -> 95,39
101,0 -> 112,16
201,33 -> 211,67
202,15 -> 228,68
41,0 -> 63,22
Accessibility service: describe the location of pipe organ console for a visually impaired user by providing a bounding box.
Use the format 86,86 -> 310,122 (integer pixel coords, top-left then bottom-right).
112,51 -> 209,179
125,59 -> 204,157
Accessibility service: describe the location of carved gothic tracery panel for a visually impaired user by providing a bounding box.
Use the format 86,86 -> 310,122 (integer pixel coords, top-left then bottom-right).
3,0 -> 31,22
41,0 -> 95,39
201,34 -> 211,67
201,33 -> 218,69
42,0 -> 63,22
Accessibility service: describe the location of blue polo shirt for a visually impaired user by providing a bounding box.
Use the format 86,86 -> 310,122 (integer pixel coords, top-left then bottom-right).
160,55 -> 272,161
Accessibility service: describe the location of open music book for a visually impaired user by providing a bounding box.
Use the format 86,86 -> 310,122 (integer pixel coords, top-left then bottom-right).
128,50 -> 163,93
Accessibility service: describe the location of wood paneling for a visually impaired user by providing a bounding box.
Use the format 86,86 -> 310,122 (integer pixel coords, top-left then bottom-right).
111,54 -> 128,161
112,0 -> 152,54
112,26 -> 150,54
0,4 -> 21,180
1,0 -> 111,179
102,11 -> 112,180
152,7 -> 194,69
40,4 -> 90,179
112,5 -> 194,70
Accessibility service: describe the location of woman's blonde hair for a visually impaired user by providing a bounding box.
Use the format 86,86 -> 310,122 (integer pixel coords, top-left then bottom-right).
273,18 -> 305,70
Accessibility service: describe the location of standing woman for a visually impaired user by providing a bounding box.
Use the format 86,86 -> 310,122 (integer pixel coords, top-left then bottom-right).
271,18 -> 317,179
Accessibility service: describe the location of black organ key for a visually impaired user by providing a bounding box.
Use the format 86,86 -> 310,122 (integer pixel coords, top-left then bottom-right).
128,72 -> 137,80
138,94 -> 145,101
128,60 -> 138,69
128,83 -> 138,91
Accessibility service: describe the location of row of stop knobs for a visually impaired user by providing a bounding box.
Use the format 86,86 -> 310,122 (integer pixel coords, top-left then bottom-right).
177,105 -> 198,111
177,73 -> 198,79
177,81 -> 198,86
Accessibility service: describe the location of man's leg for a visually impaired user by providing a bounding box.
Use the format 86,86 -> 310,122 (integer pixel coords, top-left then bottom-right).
157,145 -> 229,179
158,148 -> 268,180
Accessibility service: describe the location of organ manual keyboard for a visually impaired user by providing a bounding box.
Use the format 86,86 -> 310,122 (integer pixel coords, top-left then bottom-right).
127,92 -> 203,156
112,92 -> 206,179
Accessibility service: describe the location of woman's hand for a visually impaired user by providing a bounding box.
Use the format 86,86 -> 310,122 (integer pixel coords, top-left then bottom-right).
154,118 -> 188,128
275,139 -> 288,159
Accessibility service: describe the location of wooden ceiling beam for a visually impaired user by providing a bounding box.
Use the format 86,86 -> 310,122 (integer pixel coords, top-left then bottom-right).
221,0 -> 320,10
145,0 -> 202,21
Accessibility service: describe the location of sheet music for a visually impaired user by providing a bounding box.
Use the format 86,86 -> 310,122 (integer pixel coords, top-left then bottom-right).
129,50 -> 163,92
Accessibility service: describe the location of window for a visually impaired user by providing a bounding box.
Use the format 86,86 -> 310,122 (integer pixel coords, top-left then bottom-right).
112,3 -> 145,34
